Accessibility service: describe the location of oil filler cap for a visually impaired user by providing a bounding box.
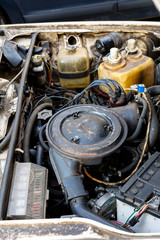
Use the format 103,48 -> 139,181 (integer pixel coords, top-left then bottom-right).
46,105 -> 128,165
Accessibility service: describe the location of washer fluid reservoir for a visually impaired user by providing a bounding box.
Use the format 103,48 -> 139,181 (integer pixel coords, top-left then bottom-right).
57,36 -> 90,89
98,39 -> 154,93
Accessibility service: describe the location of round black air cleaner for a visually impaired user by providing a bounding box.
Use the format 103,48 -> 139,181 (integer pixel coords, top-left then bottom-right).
46,105 -> 128,165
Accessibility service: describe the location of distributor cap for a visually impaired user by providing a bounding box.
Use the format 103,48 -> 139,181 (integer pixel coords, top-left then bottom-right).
46,105 -> 128,165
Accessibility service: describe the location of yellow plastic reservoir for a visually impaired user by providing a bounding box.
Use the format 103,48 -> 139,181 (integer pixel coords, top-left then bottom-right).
98,40 -> 154,93
57,41 -> 90,89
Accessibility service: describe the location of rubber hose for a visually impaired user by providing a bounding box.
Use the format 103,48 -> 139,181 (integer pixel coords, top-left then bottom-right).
36,144 -> 43,165
0,32 -> 38,220
23,102 -> 52,162
147,85 -> 160,96
127,96 -> 148,142
146,93 -> 159,147
0,121 -> 14,152
120,148 -> 139,175
111,147 -> 139,177
29,149 -> 37,157
39,124 -> 49,151
70,197 -> 128,231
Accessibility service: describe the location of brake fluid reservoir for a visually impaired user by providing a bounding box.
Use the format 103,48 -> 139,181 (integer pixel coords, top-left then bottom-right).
98,39 -> 154,93
57,36 -> 90,88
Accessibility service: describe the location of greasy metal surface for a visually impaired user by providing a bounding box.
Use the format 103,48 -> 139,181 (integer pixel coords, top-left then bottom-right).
46,105 -> 128,163
1,21 -> 160,36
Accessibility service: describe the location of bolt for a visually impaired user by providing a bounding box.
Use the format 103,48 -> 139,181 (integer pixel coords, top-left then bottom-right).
70,137 -> 80,144
104,125 -> 113,132
72,112 -> 79,119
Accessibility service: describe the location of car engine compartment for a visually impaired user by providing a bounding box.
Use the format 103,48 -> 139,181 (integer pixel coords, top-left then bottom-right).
1,24 -> 160,234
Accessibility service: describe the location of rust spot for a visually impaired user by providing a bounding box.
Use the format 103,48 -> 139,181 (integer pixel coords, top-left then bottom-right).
67,128 -> 72,134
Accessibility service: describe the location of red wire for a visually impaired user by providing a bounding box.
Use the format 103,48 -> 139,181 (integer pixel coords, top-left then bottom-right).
135,203 -> 149,219
125,203 -> 149,228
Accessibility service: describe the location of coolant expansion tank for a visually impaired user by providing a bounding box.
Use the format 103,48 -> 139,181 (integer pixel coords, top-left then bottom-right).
98,40 -> 154,92
57,38 -> 90,88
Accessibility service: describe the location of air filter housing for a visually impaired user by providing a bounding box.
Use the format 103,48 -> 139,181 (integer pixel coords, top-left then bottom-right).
46,105 -> 128,165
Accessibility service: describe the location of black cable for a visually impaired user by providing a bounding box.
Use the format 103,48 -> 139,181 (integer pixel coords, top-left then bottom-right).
0,32 -> 38,220
34,89 -> 77,101
58,80 -> 117,110
47,95 -> 71,101
89,89 -> 99,105
107,79 -> 126,98
106,79 -> 119,94
76,92 -> 91,104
